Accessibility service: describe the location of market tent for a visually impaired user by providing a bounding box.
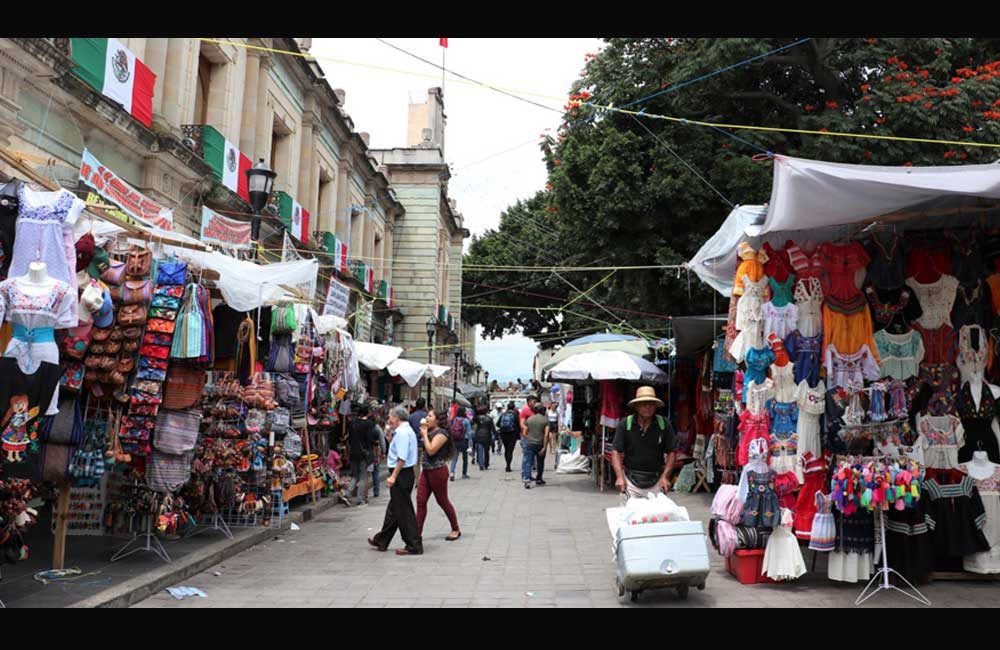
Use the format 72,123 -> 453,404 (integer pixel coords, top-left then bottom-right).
387,359 -> 453,387
672,316 -> 728,359
435,387 -> 472,408
688,155 -> 1000,295
355,342 -> 403,370
546,350 -> 669,384
542,334 -> 650,373
459,382 -> 487,398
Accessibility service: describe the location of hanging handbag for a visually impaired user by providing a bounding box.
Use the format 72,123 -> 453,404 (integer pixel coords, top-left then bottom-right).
267,333 -> 295,373
105,340 -> 121,355
149,306 -> 177,321
147,449 -> 195,494
61,362 -> 85,392
154,409 -> 202,455
147,318 -> 176,334
121,280 -> 153,305
92,327 -> 111,342
155,285 -> 185,298
63,335 -> 90,360
102,259 -> 127,285
123,339 -> 140,353
151,294 -> 182,310
271,304 -> 297,335
126,246 -> 152,277
163,365 -> 206,410
118,357 -> 135,373
119,304 -> 147,326
156,260 -> 187,286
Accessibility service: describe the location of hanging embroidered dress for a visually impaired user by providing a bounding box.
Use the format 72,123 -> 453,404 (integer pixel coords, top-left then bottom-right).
961,464 -> 1000,574
865,285 -> 922,334
956,381 -> 1000,465
808,492 -> 836,551
762,301 -> 798,341
740,346 -> 774,403
917,413 -> 964,469
793,453 -> 829,539
766,398 -> 802,483
795,380 -> 825,461
762,241 -> 794,283
0,277 -> 75,415
874,329 -> 924,381
864,231 -> 906,290
793,276 -> 823,338
907,274 -> 959,330
924,475 -> 990,558
784,330 -> 822,387
820,241 -> 880,361
823,344 -> 881,391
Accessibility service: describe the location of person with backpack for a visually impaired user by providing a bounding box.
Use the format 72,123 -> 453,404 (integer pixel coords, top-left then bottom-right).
449,407 -> 471,480
473,405 -> 497,471
493,404 -> 504,453
348,404 -> 378,507
498,401 -> 521,472
611,386 -> 677,506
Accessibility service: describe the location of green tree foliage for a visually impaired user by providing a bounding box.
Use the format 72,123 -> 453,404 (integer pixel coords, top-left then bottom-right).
464,38 -> 1000,346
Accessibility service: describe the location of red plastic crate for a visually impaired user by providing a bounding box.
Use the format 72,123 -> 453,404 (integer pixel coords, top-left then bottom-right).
725,548 -> 778,584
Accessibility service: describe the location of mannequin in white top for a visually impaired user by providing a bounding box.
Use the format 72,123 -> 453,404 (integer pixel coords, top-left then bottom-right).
965,450 -> 998,480
962,371 -> 1000,455
20,260 -> 56,296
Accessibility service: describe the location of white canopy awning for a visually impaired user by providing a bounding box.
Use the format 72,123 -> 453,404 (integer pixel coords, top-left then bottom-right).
688,156 -> 1000,296
387,358 -> 453,387
355,342 -> 403,371
546,350 -> 669,384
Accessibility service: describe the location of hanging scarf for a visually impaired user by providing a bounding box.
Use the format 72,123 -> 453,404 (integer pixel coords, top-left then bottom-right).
171,283 -> 204,359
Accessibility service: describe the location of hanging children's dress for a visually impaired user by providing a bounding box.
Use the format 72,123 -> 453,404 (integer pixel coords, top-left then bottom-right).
874,329 -> 924,381
828,507 -> 875,583
735,276 -> 769,333
763,241 -> 794,283
793,276 -> 823,338
793,453 -> 829,539
738,380 -> 772,466
865,285 -> 922,334
864,231 -> 906,290
952,279 -> 992,330
771,362 -> 796,402
762,507 -> 807,581
906,274 -> 959,330
808,492 -> 836,551
762,300 -> 798,341
906,238 -> 952,284
766,398 -> 802,482
956,324 -> 990,383
740,468 -> 781,529
917,413 -> 964,469
820,241 -> 880,362
784,329 -> 822,387
795,379 -> 825,461
824,344 -> 881,391
739,346 -> 774,403
924,474 -> 990,559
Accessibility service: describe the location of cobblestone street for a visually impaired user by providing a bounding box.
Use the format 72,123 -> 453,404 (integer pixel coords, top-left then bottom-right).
135,448 -> 1000,608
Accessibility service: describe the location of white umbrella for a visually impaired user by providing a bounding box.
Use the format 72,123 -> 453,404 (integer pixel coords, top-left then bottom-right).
355,342 -> 403,370
546,350 -> 669,384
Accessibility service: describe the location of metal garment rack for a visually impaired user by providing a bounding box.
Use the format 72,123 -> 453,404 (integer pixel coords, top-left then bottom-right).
855,508 -> 931,607
110,515 -> 172,564
184,513 -> 234,540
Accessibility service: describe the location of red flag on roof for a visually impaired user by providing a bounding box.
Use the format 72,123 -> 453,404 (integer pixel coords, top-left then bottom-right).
439,38 -> 448,48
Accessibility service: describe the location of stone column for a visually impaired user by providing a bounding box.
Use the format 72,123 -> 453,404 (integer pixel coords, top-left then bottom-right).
159,38 -> 195,130
334,158 -> 350,243
318,171 -> 335,234
297,102 -> 315,208
144,38 -> 169,122
240,49 -> 260,156
254,55 -> 273,165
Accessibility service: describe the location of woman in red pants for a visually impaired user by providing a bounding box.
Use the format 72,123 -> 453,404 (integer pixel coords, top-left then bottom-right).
417,408 -> 462,541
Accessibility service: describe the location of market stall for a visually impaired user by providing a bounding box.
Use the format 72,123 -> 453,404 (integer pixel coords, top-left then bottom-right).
690,155 -> 1000,593
0,149 -> 373,582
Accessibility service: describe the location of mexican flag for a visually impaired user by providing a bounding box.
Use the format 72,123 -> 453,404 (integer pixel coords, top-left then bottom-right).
322,232 -> 350,274
70,38 -> 155,128
202,125 -> 251,202
278,192 -> 310,244
365,267 -> 375,294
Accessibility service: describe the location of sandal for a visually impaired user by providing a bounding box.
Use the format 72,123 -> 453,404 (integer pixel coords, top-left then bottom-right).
367,537 -> 387,552
446,531 -> 461,541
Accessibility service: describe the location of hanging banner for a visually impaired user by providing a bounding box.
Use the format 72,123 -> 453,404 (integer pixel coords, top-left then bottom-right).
79,148 -> 173,231
355,300 -> 373,343
323,277 -> 351,318
85,192 -> 132,225
282,231 -> 304,262
200,206 -> 251,249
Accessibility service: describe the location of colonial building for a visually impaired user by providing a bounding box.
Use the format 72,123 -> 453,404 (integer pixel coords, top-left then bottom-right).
372,88 -> 471,405
0,37 -> 404,338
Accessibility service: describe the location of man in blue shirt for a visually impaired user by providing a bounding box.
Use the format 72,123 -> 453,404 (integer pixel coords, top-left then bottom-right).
408,398 -> 428,481
369,406 -> 423,555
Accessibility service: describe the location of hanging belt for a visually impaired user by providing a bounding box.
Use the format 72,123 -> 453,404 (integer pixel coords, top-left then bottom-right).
12,324 -> 55,344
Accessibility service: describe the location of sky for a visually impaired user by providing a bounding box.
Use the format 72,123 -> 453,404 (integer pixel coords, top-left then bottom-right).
311,38 -> 603,383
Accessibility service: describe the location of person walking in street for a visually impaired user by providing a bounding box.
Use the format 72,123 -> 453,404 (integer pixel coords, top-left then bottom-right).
610,386 -> 677,506
493,404 -> 504,453
546,401 -> 559,470
520,395 -> 538,423
416,408 -> 462,541
521,403 -> 550,489
369,406 -> 423,555
372,411 -> 388,498
473,405 -> 497,471
348,404 -> 378,507
409,398 -> 428,482
498,401 -> 521,472
449,407 -> 471,481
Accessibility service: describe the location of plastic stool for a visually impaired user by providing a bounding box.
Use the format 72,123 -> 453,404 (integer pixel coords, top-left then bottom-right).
271,489 -> 289,518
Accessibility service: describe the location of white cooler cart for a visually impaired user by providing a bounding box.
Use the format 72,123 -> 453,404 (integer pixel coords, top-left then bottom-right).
614,520 -> 710,602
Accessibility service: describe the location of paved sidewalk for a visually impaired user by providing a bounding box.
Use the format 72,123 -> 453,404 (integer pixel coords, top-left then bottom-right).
134,448 -> 1000,608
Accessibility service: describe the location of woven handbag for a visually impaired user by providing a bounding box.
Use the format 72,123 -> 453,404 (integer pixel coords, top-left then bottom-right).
163,365 -> 205,409
153,409 -> 203,455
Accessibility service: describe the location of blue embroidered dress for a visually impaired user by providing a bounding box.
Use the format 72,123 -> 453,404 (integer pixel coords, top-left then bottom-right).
784,330 -> 822,387
741,469 -> 781,528
766,398 -> 802,481
742,346 -> 775,402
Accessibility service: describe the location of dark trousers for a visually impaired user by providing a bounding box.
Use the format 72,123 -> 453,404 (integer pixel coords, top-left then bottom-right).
372,467 -> 422,552
536,447 -> 546,481
501,433 -> 519,470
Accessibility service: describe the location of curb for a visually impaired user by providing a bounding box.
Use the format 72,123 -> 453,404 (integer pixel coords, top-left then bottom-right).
68,495 -> 340,609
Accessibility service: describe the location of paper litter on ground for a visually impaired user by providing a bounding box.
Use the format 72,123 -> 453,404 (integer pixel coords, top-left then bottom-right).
166,587 -> 207,600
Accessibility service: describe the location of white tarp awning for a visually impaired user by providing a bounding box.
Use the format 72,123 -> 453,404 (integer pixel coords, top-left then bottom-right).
355,342 -> 403,370
428,364 -> 453,378
688,155 -> 1000,296
387,358 -> 453,387
546,350 -> 669,384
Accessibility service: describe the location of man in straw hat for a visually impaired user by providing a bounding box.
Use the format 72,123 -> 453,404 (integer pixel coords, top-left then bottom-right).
610,386 -> 677,504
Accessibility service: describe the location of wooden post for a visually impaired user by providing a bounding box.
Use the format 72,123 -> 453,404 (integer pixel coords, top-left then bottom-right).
52,484 -> 71,570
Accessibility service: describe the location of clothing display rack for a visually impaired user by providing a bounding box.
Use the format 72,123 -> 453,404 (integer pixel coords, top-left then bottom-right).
184,513 -> 233,540
855,508 -> 931,606
110,514 -> 171,564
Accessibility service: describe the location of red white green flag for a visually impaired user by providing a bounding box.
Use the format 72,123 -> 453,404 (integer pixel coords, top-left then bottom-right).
202,125 -> 251,202
70,38 -> 156,128
278,192 -> 310,244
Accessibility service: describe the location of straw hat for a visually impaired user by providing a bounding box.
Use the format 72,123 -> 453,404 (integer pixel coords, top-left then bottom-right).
628,386 -> 664,407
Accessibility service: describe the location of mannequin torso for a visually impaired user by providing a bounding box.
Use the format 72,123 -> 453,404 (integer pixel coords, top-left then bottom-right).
19,261 -> 56,296
963,451 -> 999,480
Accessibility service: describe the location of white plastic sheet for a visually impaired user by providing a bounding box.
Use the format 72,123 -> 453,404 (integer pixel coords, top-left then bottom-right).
605,494 -> 691,556
555,448 -> 590,474
354,342 -> 403,370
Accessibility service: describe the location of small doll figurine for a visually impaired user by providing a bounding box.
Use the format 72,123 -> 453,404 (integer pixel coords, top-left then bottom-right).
1,395 -> 39,463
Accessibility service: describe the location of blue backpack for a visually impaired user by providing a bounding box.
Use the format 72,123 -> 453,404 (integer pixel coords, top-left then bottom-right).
499,411 -> 518,433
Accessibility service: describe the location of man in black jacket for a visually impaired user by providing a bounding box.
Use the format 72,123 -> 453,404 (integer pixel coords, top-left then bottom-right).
348,404 -> 378,506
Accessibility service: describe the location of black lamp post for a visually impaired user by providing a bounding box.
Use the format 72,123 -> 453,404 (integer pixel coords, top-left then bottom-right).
425,317 -> 436,407
452,343 -> 462,406
484,370 -> 490,410
245,158 -> 277,245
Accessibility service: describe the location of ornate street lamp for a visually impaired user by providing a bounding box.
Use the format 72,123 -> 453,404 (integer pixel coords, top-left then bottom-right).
246,158 -> 277,243
484,370 -> 490,409
425,317 -> 437,407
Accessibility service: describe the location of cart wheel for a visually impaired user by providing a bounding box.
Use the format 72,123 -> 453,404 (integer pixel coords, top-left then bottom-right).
629,590 -> 639,603
676,585 -> 689,600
